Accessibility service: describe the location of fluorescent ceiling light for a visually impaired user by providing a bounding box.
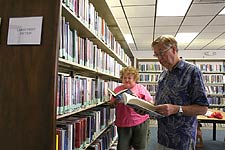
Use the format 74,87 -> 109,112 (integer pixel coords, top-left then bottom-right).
219,7 -> 225,15
157,0 -> 192,16
124,34 -> 134,44
175,33 -> 198,43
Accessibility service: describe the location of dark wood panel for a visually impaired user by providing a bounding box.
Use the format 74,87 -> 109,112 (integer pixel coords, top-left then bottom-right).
0,0 -> 60,150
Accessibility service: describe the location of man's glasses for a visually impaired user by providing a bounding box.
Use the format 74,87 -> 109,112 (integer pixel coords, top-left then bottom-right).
153,46 -> 172,58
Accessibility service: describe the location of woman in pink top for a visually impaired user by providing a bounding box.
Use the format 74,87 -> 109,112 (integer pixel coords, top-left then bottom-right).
110,66 -> 153,150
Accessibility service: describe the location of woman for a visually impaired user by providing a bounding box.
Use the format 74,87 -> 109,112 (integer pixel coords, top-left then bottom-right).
110,66 -> 154,150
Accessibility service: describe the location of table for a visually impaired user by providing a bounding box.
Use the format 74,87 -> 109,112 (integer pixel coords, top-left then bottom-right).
197,109 -> 225,141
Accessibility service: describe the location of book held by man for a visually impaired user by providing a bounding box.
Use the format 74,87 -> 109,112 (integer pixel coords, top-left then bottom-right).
122,92 -> 164,118
107,88 -> 133,101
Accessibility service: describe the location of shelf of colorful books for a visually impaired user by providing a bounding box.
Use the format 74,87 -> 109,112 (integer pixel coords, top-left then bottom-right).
58,58 -> 122,81
61,2 -> 132,68
139,73 -> 160,82
89,0 -> 133,60
86,122 -> 117,150
56,106 -> 116,150
56,72 -> 121,116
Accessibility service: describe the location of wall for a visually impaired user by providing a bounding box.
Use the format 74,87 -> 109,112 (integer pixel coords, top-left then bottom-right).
133,50 -> 225,59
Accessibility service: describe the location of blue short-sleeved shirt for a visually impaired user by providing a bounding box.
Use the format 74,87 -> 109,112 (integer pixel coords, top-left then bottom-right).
156,60 -> 209,150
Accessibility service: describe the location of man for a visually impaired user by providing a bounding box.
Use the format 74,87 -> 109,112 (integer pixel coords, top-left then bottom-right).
152,35 -> 209,150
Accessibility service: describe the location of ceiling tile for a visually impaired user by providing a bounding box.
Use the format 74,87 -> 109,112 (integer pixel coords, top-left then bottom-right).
124,6 -> 155,17
110,7 -> 126,19
154,26 -> 179,34
106,0 -> 121,7
120,26 -> 131,34
209,15 -> 225,25
203,25 -> 225,32
182,16 -> 215,25
128,17 -> 154,27
156,16 -> 183,26
131,26 -> 154,34
178,25 -> 205,32
106,0 -> 225,57
187,32 -> 222,49
187,3 -> 225,16
133,33 -> 152,39
203,33 -> 225,49
122,0 -> 155,5
116,18 -> 128,27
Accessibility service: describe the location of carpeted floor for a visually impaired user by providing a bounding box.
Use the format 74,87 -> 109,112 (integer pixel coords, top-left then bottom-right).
147,126 -> 225,150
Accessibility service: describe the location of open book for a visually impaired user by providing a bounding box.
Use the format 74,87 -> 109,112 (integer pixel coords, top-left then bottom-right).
108,88 -> 133,101
122,92 -> 164,118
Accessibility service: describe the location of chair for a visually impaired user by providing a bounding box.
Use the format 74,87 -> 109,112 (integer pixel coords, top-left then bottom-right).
196,122 -> 204,149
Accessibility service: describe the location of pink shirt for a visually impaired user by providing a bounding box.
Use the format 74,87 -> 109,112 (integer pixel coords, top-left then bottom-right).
111,83 -> 153,127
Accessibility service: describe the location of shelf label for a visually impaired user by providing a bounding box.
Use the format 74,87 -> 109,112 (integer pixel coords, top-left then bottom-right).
7,16 -> 43,45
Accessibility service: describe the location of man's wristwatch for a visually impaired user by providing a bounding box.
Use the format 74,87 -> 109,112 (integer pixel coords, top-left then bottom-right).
178,106 -> 183,116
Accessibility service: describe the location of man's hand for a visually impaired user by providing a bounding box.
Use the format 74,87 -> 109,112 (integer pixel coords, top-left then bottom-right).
155,104 -> 178,116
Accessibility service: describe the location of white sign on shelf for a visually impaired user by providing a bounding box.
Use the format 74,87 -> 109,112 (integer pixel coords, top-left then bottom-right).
7,16 -> 43,45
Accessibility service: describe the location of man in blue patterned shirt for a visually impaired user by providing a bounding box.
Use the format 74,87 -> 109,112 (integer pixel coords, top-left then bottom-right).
151,35 -> 209,150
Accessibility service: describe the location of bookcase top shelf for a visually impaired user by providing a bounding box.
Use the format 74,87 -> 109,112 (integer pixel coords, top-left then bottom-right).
89,0 -> 134,59
62,4 -> 129,67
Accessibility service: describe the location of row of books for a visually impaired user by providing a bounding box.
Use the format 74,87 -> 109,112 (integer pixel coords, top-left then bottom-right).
61,0 -> 131,65
203,74 -> 225,84
57,74 -> 121,115
197,64 -> 225,72
139,74 -> 225,85
142,84 -> 157,94
138,63 -> 163,72
59,16 -> 125,76
139,74 -> 160,82
139,63 -> 225,73
207,97 -> 225,105
142,83 -> 225,105
87,125 -> 118,150
205,85 -> 224,95
56,106 -> 116,150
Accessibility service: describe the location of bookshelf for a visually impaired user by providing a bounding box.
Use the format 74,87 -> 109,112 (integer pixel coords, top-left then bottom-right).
136,58 -> 163,96
0,0 -> 132,150
136,58 -> 225,109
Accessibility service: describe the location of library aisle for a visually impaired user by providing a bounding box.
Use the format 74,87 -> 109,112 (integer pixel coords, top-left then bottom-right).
148,120 -> 225,150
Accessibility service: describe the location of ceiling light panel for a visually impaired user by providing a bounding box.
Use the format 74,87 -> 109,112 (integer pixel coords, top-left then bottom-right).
157,0 -> 192,16
176,32 -> 199,43
219,7 -> 225,14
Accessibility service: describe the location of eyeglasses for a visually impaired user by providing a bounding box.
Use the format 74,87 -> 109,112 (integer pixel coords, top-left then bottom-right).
153,46 -> 172,58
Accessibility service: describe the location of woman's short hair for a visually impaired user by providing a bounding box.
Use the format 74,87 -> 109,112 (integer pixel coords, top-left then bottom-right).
120,66 -> 139,81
